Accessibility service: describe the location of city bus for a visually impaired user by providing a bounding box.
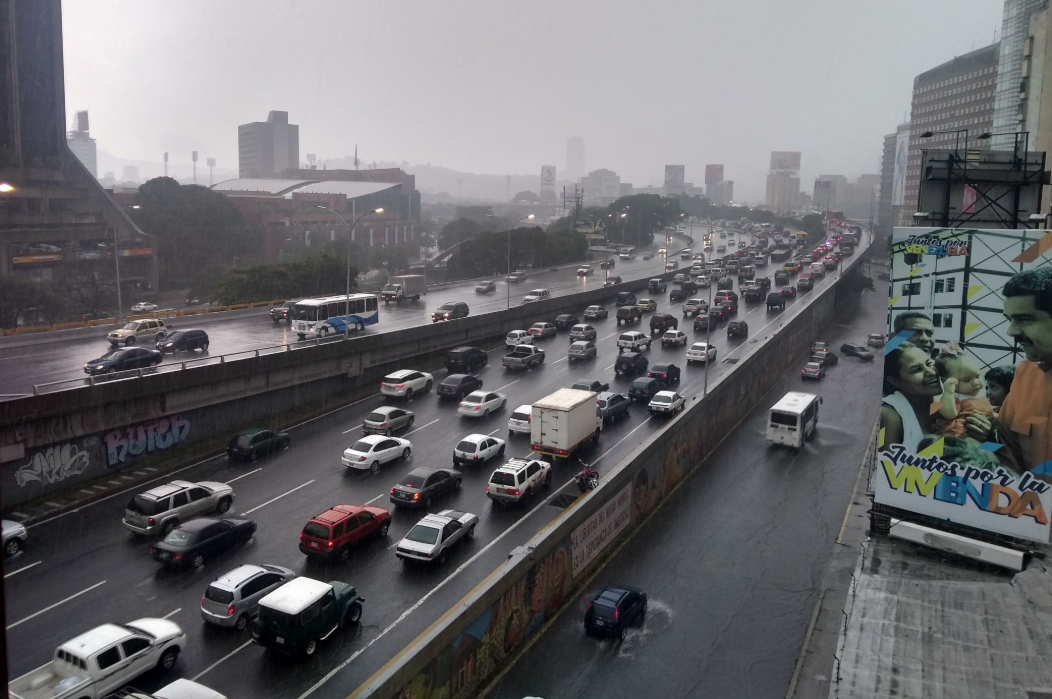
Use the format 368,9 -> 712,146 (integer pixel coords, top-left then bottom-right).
291,293 -> 379,340
766,391 -> 822,448
794,231 -> 809,246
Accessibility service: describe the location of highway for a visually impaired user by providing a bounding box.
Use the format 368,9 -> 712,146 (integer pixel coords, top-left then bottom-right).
2,234 -> 853,699
486,276 -> 886,699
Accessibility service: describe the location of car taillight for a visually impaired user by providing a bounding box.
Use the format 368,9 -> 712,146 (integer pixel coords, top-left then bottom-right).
474,454 -> 479,460
201,595 -> 206,605
413,493 -> 420,500
328,540 -> 334,547
228,603 -> 236,616
359,456 -> 366,461
299,532 -> 304,540
512,490 -> 520,496
173,553 -> 182,561
391,487 -> 395,494
475,406 -> 480,411
148,517 -> 155,525
486,485 -> 490,492
615,609 -> 620,621
397,384 -> 405,388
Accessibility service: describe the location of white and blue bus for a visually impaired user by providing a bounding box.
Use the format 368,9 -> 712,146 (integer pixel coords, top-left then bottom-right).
291,294 -> 379,339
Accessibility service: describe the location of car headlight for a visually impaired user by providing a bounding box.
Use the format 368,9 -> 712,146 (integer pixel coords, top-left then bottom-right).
97,365 -> 105,370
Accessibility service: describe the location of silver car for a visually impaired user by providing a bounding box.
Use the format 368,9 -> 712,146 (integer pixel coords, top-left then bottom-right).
201,563 -> 296,630
568,341 -> 597,361
2,519 -> 27,557
123,480 -> 235,536
363,406 -> 415,436
569,324 -> 597,342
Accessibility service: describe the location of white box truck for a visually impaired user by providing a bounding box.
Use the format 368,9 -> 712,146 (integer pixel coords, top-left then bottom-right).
380,275 -> 427,303
530,388 -> 603,462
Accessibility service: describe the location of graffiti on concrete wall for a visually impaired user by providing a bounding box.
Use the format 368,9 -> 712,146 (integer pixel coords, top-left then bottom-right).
15,439 -> 96,487
105,415 -> 191,467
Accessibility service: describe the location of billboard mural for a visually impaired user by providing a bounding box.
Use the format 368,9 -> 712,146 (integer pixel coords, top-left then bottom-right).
540,164 -> 556,193
876,227 -> 1052,542
705,164 -> 724,185
770,151 -> 801,172
664,165 -> 685,188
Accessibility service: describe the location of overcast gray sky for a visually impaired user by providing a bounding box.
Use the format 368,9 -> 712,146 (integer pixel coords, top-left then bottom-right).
63,0 -> 1003,202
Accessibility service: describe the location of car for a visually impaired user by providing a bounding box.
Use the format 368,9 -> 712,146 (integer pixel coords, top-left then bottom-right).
742,284 -> 765,302
647,363 -> 681,387
156,328 -> 209,354
583,305 -> 608,320
615,291 -> 637,306
130,301 -> 159,313
201,564 -> 296,630
811,341 -> 828,353
774,270 -> 789,285
84,346 -> 163,375
695,274 -> 711,287
648,278 -> 667,293
669,287 -> 691,303
615,303 -> 644,325
584,585 -> 649,640
505,329 -> 535,347
577,265 -> 593,276
686,342 -> 716,363
661,329 -> 689,348
600,258 -> 617,269
617,331 -> 651,352
665,262 -> 677,271
507,271 -> 527,282
780,286 -> 798,299
636,298 -> 658,312
486,458 -> 552,505
801,361 -> 826,380
658,247 -> 667,254
648,313 -> 678,335
627,376 -> 661,403
727,320 -> 748,338
682,298 -> 708,317
766,292 -> 786,310
508,404 -> 532,436
298,504 -> 391,560
390,467 -> 462,509
693,313 -> 715,332
867,333 -> 885,347
672,274 -> 687,285
754,276 -> 772,291
396,510 -> 479,565
603,275 -> 623,287
707,307 -> 726,324
438,373 -> 483,400
151,517 -> 256,569
475,280 -> 496,294
841,343 -> 876,361
124,480 -> 235,536
648,390 -> 686,416
614,351 -> 648,376
362,406 -> 415,436
522,289 -> 551,303
3,519 -> 27,557
341,435 -> 412,473
812,350 -> 840,368
380,369 -> 434,399
716,301 -> 737,317
251,577 -> 364,660
270,300 -> 296,323
797,275 -> 814,291
453,434 -> 507,466
432,301 -> 469,322
529,322 -> 557,339
571,379 -> 610,394
457,390 -> 507,418
568,340 -> 597,361
227,428 -> 290,461
643,253 -> 654,260
445,346 -> 488,373
553,313 -> 579,330
596,392 -> 631,422
569,324 -> 598,342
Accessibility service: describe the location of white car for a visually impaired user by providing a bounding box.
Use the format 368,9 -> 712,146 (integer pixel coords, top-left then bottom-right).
395,509 -> 479,565
342,435 -> 412,473
151,679 -> 227,699
507,271 -> 527,282
505,330 -> 534,347
657,248 -> 667,254
577,265 -> 592,276
665,262 -> 678,270
648,390 -> 686,416
3,519 -> 27,557
522,289 -> 551,303
636,298 -> 658,312
696,275 -> 711,287
130,302 -> 159,313
686,342 -> 717,363
457,390 -> 507,418
508,405 -> 532,435
453,433 -> 507,466
617,331 -> 651,352
380,369 -> 434,399
661,330 -> 689,348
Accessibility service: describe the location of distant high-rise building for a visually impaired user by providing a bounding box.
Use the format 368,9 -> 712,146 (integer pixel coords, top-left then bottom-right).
813,175 -> 848,210
566,137 -> 585,182
878,131 -> 897,236
121,165 -> 140,184
765,151 -> 801,212
579,168 -> 621,206
1024,7 -> 1052,205
706,180 -> 734,206
66,110 -> 96,177
900,44 -> 998,225
992,0 -> 1045,149
238,110 -> 300,178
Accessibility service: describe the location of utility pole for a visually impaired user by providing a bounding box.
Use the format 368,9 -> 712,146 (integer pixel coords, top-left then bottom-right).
207,158 -> 216,186
192,151 -> 198,185
163,152 -> 168,177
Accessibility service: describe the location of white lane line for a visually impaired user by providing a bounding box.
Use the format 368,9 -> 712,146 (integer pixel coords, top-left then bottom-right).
404,418 -> 440,437
487,428 -> 501,436
162,607 -> 182,619
240,480 -> 315,516
4,561 -> 41,578
342,423 -> 363,434
601,332 -> 618,341
296,484 -> 568,699
192,640 -> 254,681
583,416 -> 654,468
7,580 -> 107,629
494,379 -> 520,392
552,356 -> 568,364
603,362 -> 616,370
225,468 -> 262,484
365,493 -> 385,505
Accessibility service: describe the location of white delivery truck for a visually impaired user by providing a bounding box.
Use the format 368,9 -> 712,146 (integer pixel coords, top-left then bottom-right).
380,275 -> 427,303
530,388 -> 603,462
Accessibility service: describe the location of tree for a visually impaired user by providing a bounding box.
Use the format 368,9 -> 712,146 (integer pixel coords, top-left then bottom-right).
438,218 -> 483,250
61,260 -> 117,316
0,276 -> 63,328
214,252 -> 356,305
800,213 -> 825,242
511,190 -> 540,204
446,227 -> 587,280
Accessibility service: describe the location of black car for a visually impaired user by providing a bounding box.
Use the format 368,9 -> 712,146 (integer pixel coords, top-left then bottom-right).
648,313 -> 678,335
603,275 -> 623,287
84,347 -> 162,375
669,287 -> 691,303
597,392 -> 631,422
446,346 -> 488,373
616,306 -> 642,324
707,307 -> 726,324
437,374 -> 483,400
270,300 -> 296,323
390,467 -> 462,509
614,291 -> 637,306
151,518 -> 256,569
755,276 -> 772,291
584,585 -> 648,641
693,314 -> 715,331
614,351 -> 648,376
812,350 -> 840,367
156,328 -> 209,354
742,285 -> 765,302
780,286 -> 798,299
628,376 -> 662,403
553,314 -> 579,331
600,258 -> 616,269
766,293 -> 786,310
647,363 -> 681,387
228,428 -> 290,461
717,301 -> 737,316
431,301 -> 470,322
727,320 -> 749,338
680,280 -> 699,295
840,343 -> 875,361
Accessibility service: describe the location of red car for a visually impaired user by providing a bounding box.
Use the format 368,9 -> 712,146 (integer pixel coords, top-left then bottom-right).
299,504 -> 391,562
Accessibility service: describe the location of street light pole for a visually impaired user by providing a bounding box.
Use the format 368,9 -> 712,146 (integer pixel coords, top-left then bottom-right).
704,280 -> 712,396
115,205 -> 140,326
503,214 -> 535,309
317,205 -> 383,338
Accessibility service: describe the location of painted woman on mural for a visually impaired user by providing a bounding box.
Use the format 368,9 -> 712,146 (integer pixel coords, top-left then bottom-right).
544,546 -> 573,615
523,558 -> 550,637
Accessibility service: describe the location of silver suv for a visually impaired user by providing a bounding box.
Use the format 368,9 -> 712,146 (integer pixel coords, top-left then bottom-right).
107,319 -> 168,346
486,458 -> 551,505
201,563 -> 296,630
123,480 -> 235,536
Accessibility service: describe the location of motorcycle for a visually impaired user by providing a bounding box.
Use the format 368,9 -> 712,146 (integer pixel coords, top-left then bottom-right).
574,466 -> 600,493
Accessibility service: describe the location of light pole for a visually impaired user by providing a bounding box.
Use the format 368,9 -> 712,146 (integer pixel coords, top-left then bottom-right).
704,279 -> 712,396
317,204 -> 383,338
115,205 -> 140,325
489,213 -> 535,309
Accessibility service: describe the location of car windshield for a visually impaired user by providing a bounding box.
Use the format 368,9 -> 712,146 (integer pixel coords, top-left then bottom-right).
164,331 -> 184,341
438,304 -> 456,311
512,411 -> 530,421
404,524 -> 440,545
350,440 -> 375,453
401,474 -> 427,488
381,285 -> 398,293
291,304 -> 318,322
162,529 -> 193,546
456,441 -> 477,453
598,399 -> 609,408
806,363 -> 821,370
235,435 -> 252,448
462,395 -> 482,404
491,472 -> 517,486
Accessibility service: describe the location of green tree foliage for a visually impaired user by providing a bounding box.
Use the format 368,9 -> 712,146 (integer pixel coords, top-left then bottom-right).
446,227 -> 587,280
214,252 -> 357,305
437,216 -> 505,250
61,260 -> 117,316
131,177 -> 260,290
0,276 -> 63,328
511,190 -> 540,203
800,213 -> 826,243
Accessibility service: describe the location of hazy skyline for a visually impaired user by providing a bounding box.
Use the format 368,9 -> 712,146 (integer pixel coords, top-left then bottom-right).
62,0 -> 1003,202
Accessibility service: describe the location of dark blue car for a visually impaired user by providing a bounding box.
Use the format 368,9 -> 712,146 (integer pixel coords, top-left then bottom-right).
84,346 -> 162,375
584,585 -> 648,640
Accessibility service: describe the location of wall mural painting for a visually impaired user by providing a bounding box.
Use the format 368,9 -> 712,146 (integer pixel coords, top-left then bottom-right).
15,439 -> 97,487
104,415 -> 191,467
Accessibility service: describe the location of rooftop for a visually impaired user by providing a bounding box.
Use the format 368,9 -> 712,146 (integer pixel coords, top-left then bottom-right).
210,178 -> 399,199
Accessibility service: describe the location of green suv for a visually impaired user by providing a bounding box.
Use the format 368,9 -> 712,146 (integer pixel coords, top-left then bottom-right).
251,577 -> 363,657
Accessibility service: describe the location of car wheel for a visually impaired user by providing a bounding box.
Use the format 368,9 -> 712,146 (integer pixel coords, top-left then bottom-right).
619,626 -> 628,642
454,476 -> 462,490
379,520 -> 391,537
466,524 -> 476,539
498,444 -> 506,458
425,380 -> 433,392
157,647 -> 179,672
216,497 -> 232,514
304,638 -> 319,657
384,428 -> 392,437
190,553 -> 205,568
424,494 -> 433,509
234,614 -> 249,631
125,337 -> 135,346
641,599 -> 648,616
405,388 -> 413,401
402,447 -> 411,461
543,471 -> 552,488
249,450 -> 258,462
345,601 -> 363,625
283,437 -> 291,450
437,549 -> 449,566
370,460 -> 381,474
4,538 -> 23,557
356,321 -> 364,331
407,417 -> 415,430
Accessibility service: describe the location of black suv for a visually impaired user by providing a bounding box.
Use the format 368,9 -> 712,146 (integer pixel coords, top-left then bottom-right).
600,258 -> 616,269
647,363 -> 681,387
693,314 -> 715,331
648,278 -> 667,293
628,376 -> 661,402
437,374 -> 483,400
584,585 -> 648,640
614,291 -> 637,306
432,301 -> 470,322
614,351 -> 648,376
755,276 -> 772,291
648,313 -> 678,335
742,285 -> 765,302
840,343 -> 875,361
553,314 -> 579,330
766,293 -> 786,310
727,320 -> 748,338
156,328 -> 209,354
679,280 -> 699,295
669,287 -> 691,303
616,306 -> 642,324
270,301 -> 296,323
446,346 -> 488,373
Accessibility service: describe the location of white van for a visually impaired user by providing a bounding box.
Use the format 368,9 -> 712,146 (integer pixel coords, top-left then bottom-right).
766,392 -> 822,448
810,262 -> 825,277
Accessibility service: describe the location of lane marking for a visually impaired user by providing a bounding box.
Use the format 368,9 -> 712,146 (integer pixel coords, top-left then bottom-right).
487,428 -> 501,436
162,607 -> 182,619
582,416 -> 653,467
404,418 -> 440,437
600,332 -> 618,341
240,480 -> 315,516
225,468 -> 262,484
342,423 -> 364,435
603,362 -> 616,370
7,580 -> 107,629
552,356 -> 568,364
4,561 -> 41,578
192,640 -> 254,681
494,379 -> 520,392
365,493 -> 385,505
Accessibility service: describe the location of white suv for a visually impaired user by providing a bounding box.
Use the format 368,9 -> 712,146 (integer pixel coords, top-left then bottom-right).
505,330 -> 534,348
486,458 -> 552,505
508,405 -> 532,435
617,331 -> 651,352
522,289 -> 551,303
380,369 -> 434,399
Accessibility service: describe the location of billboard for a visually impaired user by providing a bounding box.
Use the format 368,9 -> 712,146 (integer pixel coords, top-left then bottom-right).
876,227 -> 1052,542
540,165 -> 556,193
705,164 -> 724,185
664,165 -> 685,188
770,151 -> 801,172
892,125 -> 909,206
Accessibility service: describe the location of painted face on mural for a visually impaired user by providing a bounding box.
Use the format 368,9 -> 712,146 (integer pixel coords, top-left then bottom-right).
888,346 -> 941,399
1004,294 -> 1052,364
529,562 -> 549,613
901,316 -> 936,356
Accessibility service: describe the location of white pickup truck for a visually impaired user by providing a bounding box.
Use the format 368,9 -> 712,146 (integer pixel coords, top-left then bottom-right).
9,619 -> 185,699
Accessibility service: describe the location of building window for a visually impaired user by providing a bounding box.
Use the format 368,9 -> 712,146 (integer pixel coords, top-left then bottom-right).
934,278 -> 956,294
901,282 -> 921,296
932,313 -> 954,328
